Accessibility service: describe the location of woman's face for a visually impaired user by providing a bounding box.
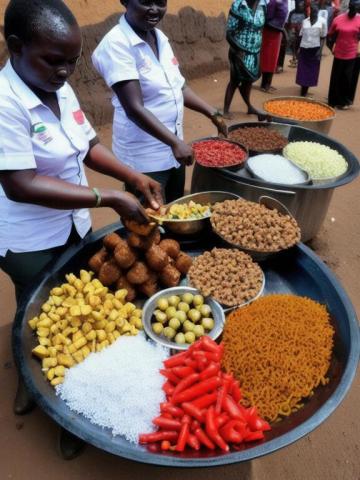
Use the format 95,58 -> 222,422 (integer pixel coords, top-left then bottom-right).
9,24 -> 82,93
124,0 -> 167,32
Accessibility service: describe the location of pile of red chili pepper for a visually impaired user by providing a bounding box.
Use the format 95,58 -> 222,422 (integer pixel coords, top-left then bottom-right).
193,140 -> 247,168
138,336 -> 270,453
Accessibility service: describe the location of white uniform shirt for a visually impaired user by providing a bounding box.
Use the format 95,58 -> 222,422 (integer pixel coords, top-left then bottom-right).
300,17 -> 328,48
0,60 -> 95,256
92,15 -> 185,173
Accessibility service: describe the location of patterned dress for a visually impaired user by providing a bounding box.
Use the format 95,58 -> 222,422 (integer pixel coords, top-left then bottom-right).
226,0 -> 267,83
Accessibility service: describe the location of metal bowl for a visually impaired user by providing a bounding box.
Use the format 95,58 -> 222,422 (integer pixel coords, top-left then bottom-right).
228,124 -> 289,157
142,286 -> 225,350
246,154 -> 311,186
155,191 -> 241,236
263,96 -> 336,134
192,136 -> 249,171
211,196 -> 301,262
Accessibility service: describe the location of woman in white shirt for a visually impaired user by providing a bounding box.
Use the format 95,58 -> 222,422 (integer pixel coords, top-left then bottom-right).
0,0 -> 162,459
92,0 -> 226,202
296,3 -> 328,96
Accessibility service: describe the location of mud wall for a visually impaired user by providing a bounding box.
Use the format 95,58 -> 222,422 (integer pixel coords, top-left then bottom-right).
0,1 -> 231,126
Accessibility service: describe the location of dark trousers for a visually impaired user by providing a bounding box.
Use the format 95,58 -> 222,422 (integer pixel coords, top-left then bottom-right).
127,165 -> 186,204
328,57 -> 357,107
0,226 -> 83,304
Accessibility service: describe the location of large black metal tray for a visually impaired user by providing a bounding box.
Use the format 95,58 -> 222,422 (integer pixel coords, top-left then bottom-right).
13,223 -> 359,467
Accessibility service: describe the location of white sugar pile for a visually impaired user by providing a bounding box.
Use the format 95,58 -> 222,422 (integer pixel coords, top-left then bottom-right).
56,334 -> 169,443
248,154 -> 308,184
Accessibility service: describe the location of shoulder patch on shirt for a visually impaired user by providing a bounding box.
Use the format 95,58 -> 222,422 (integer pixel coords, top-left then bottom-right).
73,109 -> 85,125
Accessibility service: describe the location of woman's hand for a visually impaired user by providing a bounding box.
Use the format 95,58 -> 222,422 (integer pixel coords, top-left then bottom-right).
130,172 -> 163,210
171,139 -> 194,166
108,190 -> 150,224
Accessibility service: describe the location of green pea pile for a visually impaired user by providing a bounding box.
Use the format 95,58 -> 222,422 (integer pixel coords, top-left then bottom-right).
151,292 -> 215,345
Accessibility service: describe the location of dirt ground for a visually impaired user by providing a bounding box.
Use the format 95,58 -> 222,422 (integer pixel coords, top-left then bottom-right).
0,49 -> 359,479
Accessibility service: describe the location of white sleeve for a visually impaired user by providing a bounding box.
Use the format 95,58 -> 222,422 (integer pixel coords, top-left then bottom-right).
321,18 -> 328,38
0,96 -> 36,171
92,35 -> 139,87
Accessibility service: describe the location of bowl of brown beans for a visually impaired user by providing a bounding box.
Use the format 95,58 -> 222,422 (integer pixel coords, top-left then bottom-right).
210,198 -> 301,261
192,137 -> 248,170
228,124 -> 288,156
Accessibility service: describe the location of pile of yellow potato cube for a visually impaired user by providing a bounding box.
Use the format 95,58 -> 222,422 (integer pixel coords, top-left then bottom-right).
28,270 -> 143,387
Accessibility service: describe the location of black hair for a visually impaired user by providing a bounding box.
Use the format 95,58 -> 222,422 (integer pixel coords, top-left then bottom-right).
4,0 -> 78,43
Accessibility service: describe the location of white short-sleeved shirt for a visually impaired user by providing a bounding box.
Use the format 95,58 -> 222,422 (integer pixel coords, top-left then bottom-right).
0,60 -> 96,256
92,15 -> 185,173
300,17 -> 328,48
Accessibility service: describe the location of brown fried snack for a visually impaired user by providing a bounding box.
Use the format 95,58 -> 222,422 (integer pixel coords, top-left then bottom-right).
103,232 -> 124,250
175,251 -> 193,274
127,228 -> 161,250
114,242 -> 137,269
124,219 -> 157,237
138,272 -> 158,297
159,239 -> 181,259
88,247 -> 108,273
159,264 -> 181,288
145,244 -> 169,271
116,275 -> 137,302
98,260 -> 121,286
126,261 -> 150,285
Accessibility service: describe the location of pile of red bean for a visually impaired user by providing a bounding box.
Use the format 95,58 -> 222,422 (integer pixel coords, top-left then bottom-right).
228,127 -> 288,153
192,139 -> 247,168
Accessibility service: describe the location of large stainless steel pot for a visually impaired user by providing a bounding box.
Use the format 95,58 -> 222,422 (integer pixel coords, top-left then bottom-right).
191,123 -> 359,242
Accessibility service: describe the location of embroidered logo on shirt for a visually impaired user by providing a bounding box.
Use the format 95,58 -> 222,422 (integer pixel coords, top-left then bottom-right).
171,57 -> 179,66
73,109 -> 85,125
31,122 -> 53,144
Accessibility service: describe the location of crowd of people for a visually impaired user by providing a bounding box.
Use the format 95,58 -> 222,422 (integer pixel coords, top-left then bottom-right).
224,0 -> 360,114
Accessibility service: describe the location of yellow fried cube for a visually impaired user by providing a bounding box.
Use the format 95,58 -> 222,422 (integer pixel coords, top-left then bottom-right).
32,345 -> 48,359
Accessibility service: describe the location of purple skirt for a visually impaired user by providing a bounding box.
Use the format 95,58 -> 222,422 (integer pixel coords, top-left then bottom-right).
296,47 -> 321,87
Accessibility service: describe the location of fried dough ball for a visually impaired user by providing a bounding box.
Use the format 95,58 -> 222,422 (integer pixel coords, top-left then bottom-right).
114,243 -> 137,269
124,219 -> 157,236
159,264 -> 181,288
175,251 -> 193,274
126,261 -> 150,285
145,244 -> 169,271
98,260 -> 121,286
159,239 -> 181,259
88,247 -> 108,273
103,232 -> 124,250
116,276 -> 137,302
127,228 -> 161,250
138,273 -> 159,297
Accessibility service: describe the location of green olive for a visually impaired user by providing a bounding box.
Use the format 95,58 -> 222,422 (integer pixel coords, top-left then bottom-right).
184,331 -> 196,344
199,304 -> 212,317
178,302 -> 190,313
152,322 -> 164,335
193,324 -> 205,338
193,294 -> 204,306
175,310 -> 187,323
154,310 -> 167,323
183,320 -> 195,332
168,295 -> 180,307
175,332 -> 186,345
188,308 -> 201,323
165,306 -> 177,319
201,317 -> 215,330
182,293 -> 194,304
163,326 -> 176,339
169,317 -> 181,330
157,298 -> 169,311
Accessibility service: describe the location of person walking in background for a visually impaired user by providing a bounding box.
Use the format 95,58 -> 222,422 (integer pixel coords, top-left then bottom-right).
223,0 -> 268,117
327,0 -> 360,108
287,0 -> 306,66
260,0 -> 289,92
296,2 -> 327,96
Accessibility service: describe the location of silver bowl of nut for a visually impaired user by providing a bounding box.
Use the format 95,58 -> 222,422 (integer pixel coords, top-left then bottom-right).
210,197 -> 301,262
142,286 -> 225,351
147,191 -> 240,236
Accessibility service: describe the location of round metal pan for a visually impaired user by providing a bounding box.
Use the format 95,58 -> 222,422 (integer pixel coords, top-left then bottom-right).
13,223 -> 359,467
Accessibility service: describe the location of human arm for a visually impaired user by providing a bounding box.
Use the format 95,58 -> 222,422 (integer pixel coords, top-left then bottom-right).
182,86 -> 227,136
326,17 -> 338,51
112,79 -> 193,166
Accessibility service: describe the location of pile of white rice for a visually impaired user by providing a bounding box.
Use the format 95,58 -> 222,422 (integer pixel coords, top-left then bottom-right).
283,141 -> 348,180
56,334 -> 168,443
247,154 -> 307,184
